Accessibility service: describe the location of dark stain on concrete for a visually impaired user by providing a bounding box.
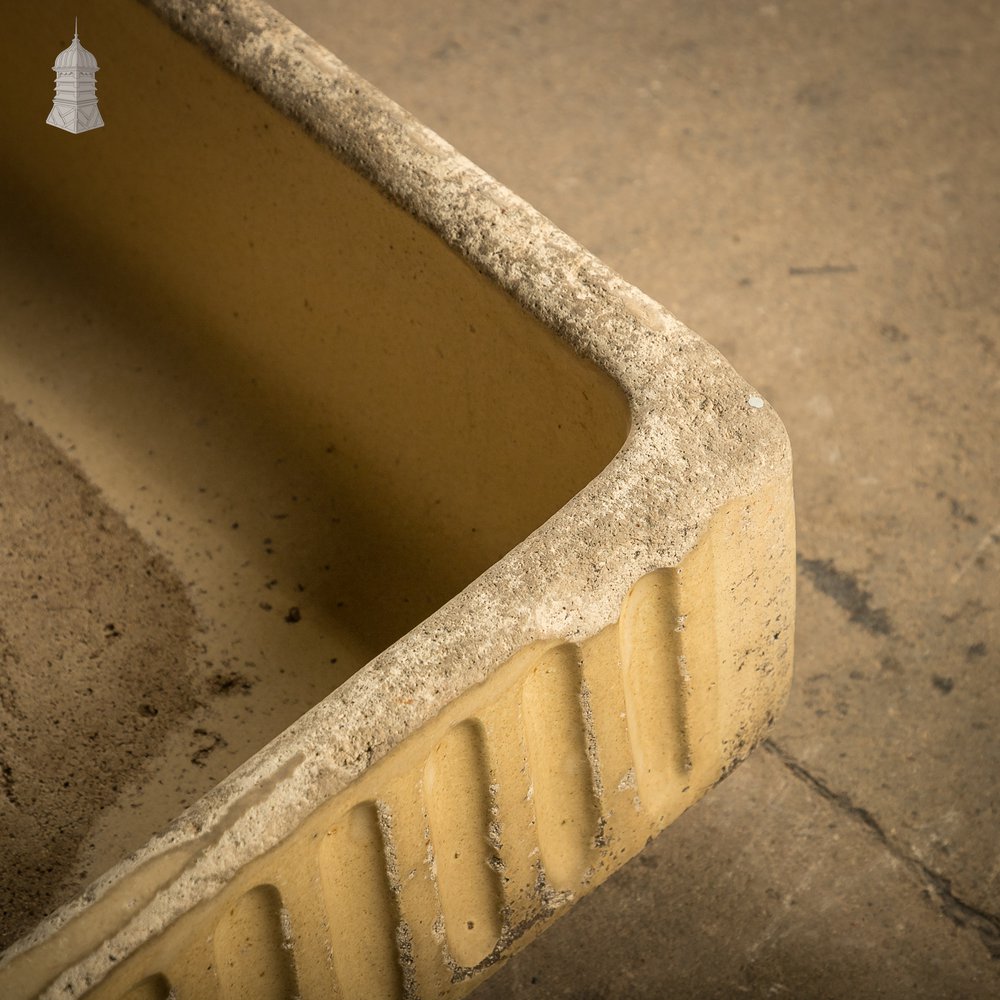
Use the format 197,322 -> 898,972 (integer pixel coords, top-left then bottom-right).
880,655 -> 903,674
794,80 -> 841,107
788,263 -> 858,276
932,674 -> 955,694
797,553 -> 893,635
208,671 -> 254,695
0,759 -> 17,808
937,490 -> 979,525
879,322 -> 910,343
190,729 -> 228,768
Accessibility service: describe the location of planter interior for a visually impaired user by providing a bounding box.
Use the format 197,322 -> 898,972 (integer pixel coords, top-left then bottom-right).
0,0 -> 629,951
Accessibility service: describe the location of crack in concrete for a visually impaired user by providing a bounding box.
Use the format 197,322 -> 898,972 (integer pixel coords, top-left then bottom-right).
763,739 -> 1000,960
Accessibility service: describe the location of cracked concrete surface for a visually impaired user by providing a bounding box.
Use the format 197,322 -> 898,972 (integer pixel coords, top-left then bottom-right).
270,0 -> 1000,994
765,740 -> 1000,962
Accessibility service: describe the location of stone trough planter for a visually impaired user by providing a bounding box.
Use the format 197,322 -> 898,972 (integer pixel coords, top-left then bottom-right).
0,1 -> 794,997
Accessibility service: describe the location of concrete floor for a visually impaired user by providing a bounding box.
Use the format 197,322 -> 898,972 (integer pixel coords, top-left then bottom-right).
270,1 -> 1000,996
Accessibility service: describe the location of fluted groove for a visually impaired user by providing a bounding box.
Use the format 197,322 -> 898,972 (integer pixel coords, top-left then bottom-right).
423,719 -> 503,968
101,554 -> 728,1000
618,570 -> 692,817
117,974 -> 171,1000
213,884 -> 298,1000
319,803 -> 405,1000
521,643 -> 601,891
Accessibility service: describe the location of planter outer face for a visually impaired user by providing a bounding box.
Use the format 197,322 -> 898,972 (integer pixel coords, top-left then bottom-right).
0,1 -> 794,997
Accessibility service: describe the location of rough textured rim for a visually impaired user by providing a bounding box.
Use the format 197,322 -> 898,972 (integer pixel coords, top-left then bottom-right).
0,0 -> 792,993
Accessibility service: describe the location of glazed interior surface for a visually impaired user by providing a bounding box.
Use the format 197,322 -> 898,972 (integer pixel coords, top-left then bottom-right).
0,0 -> 629,948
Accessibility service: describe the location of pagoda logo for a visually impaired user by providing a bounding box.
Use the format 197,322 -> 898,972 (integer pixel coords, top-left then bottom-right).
47,18 -> 104,134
